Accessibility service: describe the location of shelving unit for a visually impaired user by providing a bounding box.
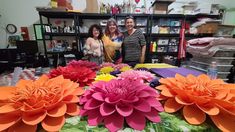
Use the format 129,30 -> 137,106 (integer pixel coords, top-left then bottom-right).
37,11 -> 220,66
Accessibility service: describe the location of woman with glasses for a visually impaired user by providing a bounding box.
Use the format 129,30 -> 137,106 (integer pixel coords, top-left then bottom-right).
122,15 -> 146,67
83,24 -> 104,65
102,18 -> 123,63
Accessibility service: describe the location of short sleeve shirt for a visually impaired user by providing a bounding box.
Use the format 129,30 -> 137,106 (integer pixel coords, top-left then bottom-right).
123,29 -> 146,62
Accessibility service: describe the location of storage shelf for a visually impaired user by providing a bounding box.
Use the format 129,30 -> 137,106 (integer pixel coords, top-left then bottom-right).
47,50 -> 80,55
39,11 -> 75,18
185,14 -> 220,20
44,32 -> 76,36
77,13 -> 113,19
185,33 -> 214,37
151,34 -> 180,37
150,52 -> 178,56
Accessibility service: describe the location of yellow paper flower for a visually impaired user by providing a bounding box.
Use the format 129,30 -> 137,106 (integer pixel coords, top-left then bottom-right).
99,66 -> 115,74
95,74 -> 116,82
120,66 -> 132,72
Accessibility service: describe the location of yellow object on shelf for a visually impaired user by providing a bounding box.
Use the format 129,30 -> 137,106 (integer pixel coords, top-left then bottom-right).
134,63 -> 176,69
51,0 -> 58,8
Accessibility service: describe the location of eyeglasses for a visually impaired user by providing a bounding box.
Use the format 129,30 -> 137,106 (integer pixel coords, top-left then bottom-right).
125,15 -> 134,20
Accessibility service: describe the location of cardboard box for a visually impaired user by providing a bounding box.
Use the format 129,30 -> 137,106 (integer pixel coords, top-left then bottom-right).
196,22 -> 219,34
152,0 -> 175,14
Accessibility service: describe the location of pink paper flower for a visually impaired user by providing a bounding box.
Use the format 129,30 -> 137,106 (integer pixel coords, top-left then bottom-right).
101,62 -> 115,68
68,60 -> 100,71
80,79 -> 163,132
48,65 -> 96,87
118,70 -> 155,82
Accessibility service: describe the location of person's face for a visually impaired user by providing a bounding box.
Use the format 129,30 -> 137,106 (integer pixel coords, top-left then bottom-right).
92,27 -> 100,38
108,22 -> 117,34
125,18 -> 135,31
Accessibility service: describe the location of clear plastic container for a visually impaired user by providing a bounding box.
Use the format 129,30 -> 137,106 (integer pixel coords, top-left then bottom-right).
207,61 -> 218,80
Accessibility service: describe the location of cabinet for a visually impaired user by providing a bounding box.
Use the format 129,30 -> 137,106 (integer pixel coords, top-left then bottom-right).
37,11 -> 220,66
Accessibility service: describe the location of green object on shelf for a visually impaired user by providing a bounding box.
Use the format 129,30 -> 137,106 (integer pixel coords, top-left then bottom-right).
58,112 -> 220,132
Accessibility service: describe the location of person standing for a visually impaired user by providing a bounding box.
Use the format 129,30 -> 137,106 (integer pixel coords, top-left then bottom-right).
122,15 -> 146,67
83,24 -> 104,65
103,18 -> 123,63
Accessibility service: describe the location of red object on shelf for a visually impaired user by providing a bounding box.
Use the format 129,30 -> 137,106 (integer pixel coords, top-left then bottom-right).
21,27 -> 29,40
57,0 -> 73,10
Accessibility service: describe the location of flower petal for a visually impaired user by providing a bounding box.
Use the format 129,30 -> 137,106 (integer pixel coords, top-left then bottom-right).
84,98 -> 102,110
161,88 -> 174,97
41,116 -> 65,131
104,112 -> 124,132
210,110 -> 235,132
116,103 -> 133,117
175,95 -> 193,105
0,86 -> 16,101
164,98 -> 183,113
126,110 -> 146,130
197,104 -> 219,115
100,103 -> 115,116
63,95 -> 80,103
8,120 -> 37,132
87,109 -> 104,126
134,99 -> 151,112
66,103 -> 80,116
144,108 -> 161,123
73,87 -> 85,96
47,103 -> 67,117
183,105 -> 206,125
92,92 -> 104,101
0,104 -> 18,114
0,114 -> 21,131
22,110 -> 46,125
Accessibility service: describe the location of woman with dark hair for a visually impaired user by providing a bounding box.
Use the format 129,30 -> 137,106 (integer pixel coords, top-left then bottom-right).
83,24 -> 104,65
102,18 -> 123,63
122,15 -> 146,67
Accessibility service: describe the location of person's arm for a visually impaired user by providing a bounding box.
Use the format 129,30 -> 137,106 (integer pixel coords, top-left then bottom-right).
139,30 -> 146,63
140,45 -> 146,63
83,38 -> 92,55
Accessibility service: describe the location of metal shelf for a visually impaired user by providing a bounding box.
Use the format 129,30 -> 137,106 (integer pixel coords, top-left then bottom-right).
44,32 -> 76,36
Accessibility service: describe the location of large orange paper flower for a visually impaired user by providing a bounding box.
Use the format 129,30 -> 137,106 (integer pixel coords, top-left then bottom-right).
0,75 -> 84,132
157,74 -> 235,132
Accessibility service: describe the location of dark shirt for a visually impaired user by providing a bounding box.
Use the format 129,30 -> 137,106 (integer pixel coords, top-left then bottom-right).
122,29 -> 146,62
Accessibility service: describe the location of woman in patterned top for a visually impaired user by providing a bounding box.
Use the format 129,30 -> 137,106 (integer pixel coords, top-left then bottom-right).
122,15 -> 146,67
102,18 -> 123,63
83,24 -> 104,65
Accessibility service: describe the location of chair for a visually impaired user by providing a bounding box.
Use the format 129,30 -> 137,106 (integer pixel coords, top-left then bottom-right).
15,40 -> 39,68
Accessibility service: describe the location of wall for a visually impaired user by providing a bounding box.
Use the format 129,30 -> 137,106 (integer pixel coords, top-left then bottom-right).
0,0 -> 50,48
0,0 -> 235,48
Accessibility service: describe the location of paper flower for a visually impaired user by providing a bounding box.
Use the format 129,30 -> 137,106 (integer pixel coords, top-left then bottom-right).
80,79 -> 164,132
95,74 -> 116,82
114,63 -> 130,70
68,60 -> 100,71
101,62 -> 115,68
48,65 -> 96,87
99,66 -> 115,74
120,66 -> 132,72
0,75 -> 84,132
157,74 -> 235,132
118,70 -> 155,82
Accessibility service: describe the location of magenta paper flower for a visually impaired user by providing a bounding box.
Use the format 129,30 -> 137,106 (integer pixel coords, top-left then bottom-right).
101,62 -> 115,68
118,70 -> 155,82
80,79 -> 163,132
48,65 -> 96,87
68,60 -> 100,71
